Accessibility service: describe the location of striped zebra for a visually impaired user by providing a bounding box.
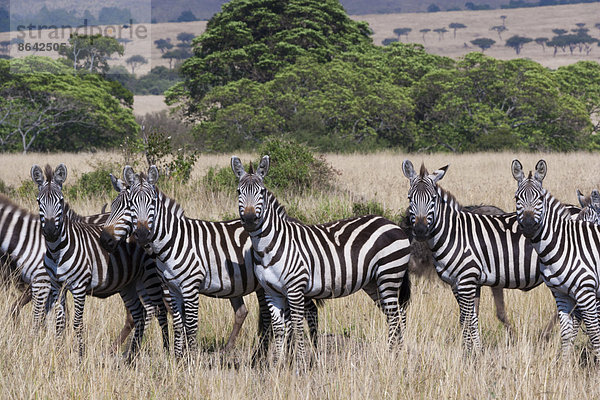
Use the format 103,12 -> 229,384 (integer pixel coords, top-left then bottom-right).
99,166 -> 286,359
0,192 -> 144,352
512,159 -> 600,360
31,164 -> 169,358
231,156 -> 411,367
402,160 -> 559,352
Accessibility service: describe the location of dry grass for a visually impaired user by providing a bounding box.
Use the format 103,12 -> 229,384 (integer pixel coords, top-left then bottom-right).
2,151 -> 600,398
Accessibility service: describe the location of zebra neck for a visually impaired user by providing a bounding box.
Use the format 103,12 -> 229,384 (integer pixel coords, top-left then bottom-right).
149,191 -> 183,255
427,188 -> 464,253
535,192 -> 571,250
0,202 -> 41,261
248,192 -> 285,257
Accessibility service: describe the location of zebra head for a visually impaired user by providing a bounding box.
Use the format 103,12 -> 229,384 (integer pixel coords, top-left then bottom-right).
576,189 -> 600,225
123,165 -> 159,250
402,160 -> 448,241
511,159 -> 547,238
100,173 -> 132,253
31,164 -> 67,243
231,155 -> 270,230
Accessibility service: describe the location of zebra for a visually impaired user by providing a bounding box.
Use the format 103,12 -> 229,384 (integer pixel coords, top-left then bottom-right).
99,166 -> 300,359
0,192 -> 145,352
404,204 -> 520,336
231,155 -> 411,368
512,159 -> 600,360
31,164 -> 169,358
401,159 -> 564,353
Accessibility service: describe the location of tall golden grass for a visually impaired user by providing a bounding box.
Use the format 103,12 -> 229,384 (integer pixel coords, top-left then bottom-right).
1,151 -> 600,399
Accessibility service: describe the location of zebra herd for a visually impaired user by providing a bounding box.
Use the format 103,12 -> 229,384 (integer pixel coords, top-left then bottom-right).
3,157 -> 600,367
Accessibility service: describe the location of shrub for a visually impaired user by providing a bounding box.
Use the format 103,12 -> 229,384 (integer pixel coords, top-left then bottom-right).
202,137 -> 338,194
65,162 -> 119,199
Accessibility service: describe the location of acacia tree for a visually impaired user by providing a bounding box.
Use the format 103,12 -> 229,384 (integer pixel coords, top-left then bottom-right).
490,25 -> 507,40
420,28 -> 431,42
393,28 -> 412,41
125,54 -> 148,74
448,23 -> 466,39
58,34 -> 124,74
154,38 -> 173,54
471,38 -> 495,53
433,27 -> 448,40
535,37 -> 548,52
505,35 -> 532,55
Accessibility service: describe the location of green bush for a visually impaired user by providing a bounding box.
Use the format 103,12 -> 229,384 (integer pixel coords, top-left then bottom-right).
65,162 -> 118,199
202,137 -> 338,194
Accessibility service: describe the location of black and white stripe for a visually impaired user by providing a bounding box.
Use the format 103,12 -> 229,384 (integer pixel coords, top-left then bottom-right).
513,159 -> 600,359
31,164 -> 169,358
103,165 -> 280,359
402,160 -> 552,352
232,156 -> 411,367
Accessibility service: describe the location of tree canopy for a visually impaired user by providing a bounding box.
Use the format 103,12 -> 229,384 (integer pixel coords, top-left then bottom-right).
0,56 -> 137,153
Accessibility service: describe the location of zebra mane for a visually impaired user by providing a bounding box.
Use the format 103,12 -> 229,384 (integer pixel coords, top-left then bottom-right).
157,190 -> 185,218
63,202 -> 83,222
44,164 -> 53,183
436,184 -> 461,210
419,163 -> 427,177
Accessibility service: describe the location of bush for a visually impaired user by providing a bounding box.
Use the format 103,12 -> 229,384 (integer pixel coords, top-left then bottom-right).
202,137 -> 338,193
65,162 -> 119,199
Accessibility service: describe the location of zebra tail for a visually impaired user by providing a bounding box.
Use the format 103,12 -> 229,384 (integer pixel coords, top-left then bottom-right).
399,272 -> 411,308
314,298 -> 326,308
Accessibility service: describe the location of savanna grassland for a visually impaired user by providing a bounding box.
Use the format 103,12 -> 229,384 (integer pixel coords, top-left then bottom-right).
2,151 -> 600,399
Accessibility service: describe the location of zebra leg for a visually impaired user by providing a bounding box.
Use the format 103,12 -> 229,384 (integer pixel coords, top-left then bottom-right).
223,296 -> 248,352
157,290 -> 171,351
577,291 -> 600,361
288,289 -> 307,370
252,289 -> 272,364
554,292 -> 578,360
452,284 -> 481,353
540,311 -> 559,341
305,298 -> 319,350
170,290 -> 186,358
363,283 -> 403,348
32,281 -> 51,329
54,286 -> 67,337
119,287 -> 147,360
490,287 -> 514,336
182,288 -> 200,353
71,289 -> 87,358
266,293 -> 287,366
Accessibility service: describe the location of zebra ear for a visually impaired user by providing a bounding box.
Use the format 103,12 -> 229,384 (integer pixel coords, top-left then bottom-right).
402,160 -> 416,180
53,163 -> 67,187
534,159 -> 547,183
231,156 -> 246,181
256,155 -> 270,179
31,165 -> 44,189
430,165 -> 448,183
110,174 -> 125,193
511,159 -> 524,183
123,165 -> 137,186
148,165 -> 159,185
577,189 -> 587,207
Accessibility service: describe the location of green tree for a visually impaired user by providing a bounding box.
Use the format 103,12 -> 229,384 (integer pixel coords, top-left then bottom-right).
176,32 -> 196,44
0,56 -> 137,153
412,53 -> 591,152
58,34 -> 124,74
420,28 -> 431,42
471,38 -> 495,53
490,25 -> 507,40
554,61 -> 600,133
505,35 -> 532,55
535,37 -> 548,51
167,0 -> 372,115
433,27 -> 448,40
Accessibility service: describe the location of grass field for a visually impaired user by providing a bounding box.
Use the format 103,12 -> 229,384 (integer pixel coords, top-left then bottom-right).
2,151 -> 600,398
